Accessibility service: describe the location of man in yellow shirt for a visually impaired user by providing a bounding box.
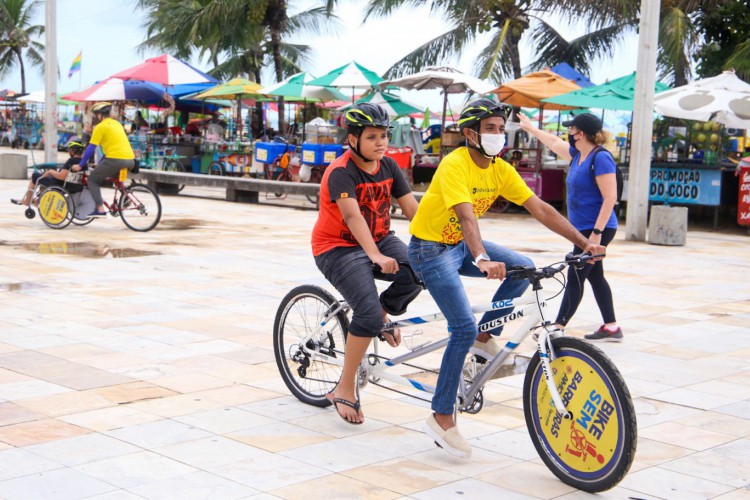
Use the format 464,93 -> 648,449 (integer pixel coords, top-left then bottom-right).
75,102 -> 135,217
407,98 -> 605,458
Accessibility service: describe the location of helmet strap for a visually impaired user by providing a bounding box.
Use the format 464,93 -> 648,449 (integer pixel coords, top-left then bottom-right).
348,132 -> 374,163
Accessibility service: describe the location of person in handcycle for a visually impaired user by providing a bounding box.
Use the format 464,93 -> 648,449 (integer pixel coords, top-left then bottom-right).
11,140 -> 85,207
407,98 -> 606,458
77,102 -> 136,218
311,102 -> 422,425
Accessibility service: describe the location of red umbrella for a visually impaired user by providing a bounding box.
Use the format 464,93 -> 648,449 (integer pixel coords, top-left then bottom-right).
112,54 -> 218,86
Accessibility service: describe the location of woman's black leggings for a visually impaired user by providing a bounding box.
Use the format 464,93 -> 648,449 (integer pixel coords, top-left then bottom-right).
555,227 -> 617,326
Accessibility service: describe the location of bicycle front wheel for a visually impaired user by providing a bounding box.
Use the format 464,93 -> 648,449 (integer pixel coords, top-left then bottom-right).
273,285 -> 349,407
118,183 -> 162,232
523,337 -> 636,493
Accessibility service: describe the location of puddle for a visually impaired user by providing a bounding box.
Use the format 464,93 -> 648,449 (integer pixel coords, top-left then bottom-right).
7,242 -> 160,259
158,218 -> 203,230
0,282 -> 46,291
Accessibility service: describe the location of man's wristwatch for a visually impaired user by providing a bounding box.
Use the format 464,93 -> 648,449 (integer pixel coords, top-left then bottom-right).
473,253 -> 491,267
592,228 -> 603,235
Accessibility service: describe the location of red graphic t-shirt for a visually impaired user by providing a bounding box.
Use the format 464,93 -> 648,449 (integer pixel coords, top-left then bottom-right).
311,150 -> 411,256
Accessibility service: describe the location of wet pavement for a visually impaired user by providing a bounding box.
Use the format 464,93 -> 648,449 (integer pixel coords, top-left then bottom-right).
0,169 -> 749,499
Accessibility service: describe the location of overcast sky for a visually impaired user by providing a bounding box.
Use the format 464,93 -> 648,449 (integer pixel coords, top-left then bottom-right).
3,0 -> 638,122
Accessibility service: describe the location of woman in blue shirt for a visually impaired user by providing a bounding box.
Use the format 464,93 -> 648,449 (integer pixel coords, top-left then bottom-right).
518,112 -> 622,341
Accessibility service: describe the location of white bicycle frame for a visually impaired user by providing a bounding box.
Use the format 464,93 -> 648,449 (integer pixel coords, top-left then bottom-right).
305,285 -> 571,417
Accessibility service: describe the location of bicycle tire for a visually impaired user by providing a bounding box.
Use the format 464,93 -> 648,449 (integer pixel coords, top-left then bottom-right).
208,161 -> 225,176
273,285 -> 349,407
523,337 -> 636,493
71,216 -> 94,226
118,183 -> 162,232
163,159 -> 186,192
38,186 -> 75,229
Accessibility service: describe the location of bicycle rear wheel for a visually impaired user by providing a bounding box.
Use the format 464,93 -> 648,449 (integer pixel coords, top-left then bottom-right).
523,337 -> 636,493
118,183 -> 162,232
163,159 -> 186,192
273,285 -> 349,407
38,186 -> 75,229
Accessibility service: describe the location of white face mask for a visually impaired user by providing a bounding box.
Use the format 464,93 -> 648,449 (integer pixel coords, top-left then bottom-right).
477,133 -> 505,157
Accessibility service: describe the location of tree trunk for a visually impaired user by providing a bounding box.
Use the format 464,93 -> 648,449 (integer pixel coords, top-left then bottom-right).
268,0 -> 287,135
509,37 -> 523,80
16,48 -> 26,94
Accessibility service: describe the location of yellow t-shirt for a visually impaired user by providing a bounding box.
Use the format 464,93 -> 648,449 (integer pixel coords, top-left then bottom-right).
90,118 -> 135,160
410,147 -> 534,244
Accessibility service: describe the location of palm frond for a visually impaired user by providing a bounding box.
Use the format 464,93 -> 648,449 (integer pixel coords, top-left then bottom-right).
724,39 -> 750,81
383,25 -> 476,79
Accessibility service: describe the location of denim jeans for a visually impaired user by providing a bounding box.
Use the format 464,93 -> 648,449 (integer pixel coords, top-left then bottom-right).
407,236 -> 533,415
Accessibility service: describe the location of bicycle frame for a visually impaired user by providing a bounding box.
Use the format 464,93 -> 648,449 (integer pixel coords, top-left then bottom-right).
303,285 -> 569,416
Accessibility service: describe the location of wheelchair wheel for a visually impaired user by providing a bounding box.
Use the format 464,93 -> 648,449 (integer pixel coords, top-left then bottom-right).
38,186 -> 75,229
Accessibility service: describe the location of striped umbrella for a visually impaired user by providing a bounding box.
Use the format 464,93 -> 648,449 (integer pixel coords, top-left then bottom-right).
339,90 -> 423,117
307,62 -> 384,101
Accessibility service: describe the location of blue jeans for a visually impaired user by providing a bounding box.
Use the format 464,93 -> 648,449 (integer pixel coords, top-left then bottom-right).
407,236 -> 533,415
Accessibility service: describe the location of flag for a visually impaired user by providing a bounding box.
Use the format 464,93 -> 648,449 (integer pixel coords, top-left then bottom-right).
67,51 -> 81,78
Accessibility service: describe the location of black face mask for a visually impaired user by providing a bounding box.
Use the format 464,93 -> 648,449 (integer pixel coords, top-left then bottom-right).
568,133 -> 578,148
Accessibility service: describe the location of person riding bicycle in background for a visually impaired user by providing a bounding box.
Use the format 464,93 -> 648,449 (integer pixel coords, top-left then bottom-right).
518,112 -> 622,341
407,98 -> 606,458
311,102 -> 422,425
11,140 -> 85,207
74,102 -> 135,218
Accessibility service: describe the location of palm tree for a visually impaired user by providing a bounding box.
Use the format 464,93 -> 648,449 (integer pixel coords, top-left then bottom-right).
363,0 -> 629,83
0,0 -> 45,94
135,0 -> 341,134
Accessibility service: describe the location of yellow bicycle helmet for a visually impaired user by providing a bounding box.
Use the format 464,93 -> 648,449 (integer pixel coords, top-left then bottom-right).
92,102 -> 112,114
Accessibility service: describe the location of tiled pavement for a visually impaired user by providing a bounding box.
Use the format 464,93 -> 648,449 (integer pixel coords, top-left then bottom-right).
0,167 -> 749,499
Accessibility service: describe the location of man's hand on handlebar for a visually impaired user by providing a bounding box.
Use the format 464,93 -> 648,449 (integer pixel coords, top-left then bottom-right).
478,260 -> 506,280
371,254 -> 399,274
582,243 -> 606,262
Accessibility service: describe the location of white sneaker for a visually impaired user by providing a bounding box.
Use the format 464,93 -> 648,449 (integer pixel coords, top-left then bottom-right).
471,337 -> 501,362
423,414 -> 472,458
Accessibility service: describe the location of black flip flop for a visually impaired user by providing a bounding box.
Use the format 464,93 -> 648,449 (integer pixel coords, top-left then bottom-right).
331,396 -> 363,425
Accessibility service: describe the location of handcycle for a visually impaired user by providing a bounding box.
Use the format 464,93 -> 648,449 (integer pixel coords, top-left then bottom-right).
273,254 -> 636,492
28,165 -> 162,232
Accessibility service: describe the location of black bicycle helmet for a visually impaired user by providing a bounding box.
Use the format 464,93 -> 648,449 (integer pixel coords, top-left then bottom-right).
345,102 -> 391,161
457,98 -> 510,131
92,102 -> 112,115
345,102 -> 391,131
67,140 -> 84,154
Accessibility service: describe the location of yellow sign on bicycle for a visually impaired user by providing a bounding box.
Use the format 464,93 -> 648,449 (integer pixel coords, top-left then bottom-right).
119,168 -> 128,182
533,355 -> 621,475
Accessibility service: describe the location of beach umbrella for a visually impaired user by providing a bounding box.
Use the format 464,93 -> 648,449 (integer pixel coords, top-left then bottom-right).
261,72 -> 347,141
62,77 -> 167,103
550,63 -> 596,88
15,91 -> 46,103
307,61 -> 384,101
542,72 -> 670,111
339,90 -> 423,117
112,54 -> 218,86
492,70 -> 581,110
192,78 -> 265,138
261,72 -> 347,102
653,70 -> 750,129
380,66 -> 494,143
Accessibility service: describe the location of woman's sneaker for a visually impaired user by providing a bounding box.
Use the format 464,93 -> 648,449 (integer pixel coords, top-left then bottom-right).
585,325 -> 623,342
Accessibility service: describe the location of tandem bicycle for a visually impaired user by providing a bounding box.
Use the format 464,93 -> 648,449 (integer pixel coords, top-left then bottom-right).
273,253 -> 636,493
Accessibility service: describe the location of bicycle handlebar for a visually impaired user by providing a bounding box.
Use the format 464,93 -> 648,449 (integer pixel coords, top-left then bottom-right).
506,252 -> 604,281
371,262 -> 425,289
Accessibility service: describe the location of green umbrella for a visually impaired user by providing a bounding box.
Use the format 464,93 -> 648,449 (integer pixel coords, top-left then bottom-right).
307,61 -> 384,101
542,72 -> 670,111
420,107 -> 432,129
261,72 -> 347,102
341,90 -> 423,117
